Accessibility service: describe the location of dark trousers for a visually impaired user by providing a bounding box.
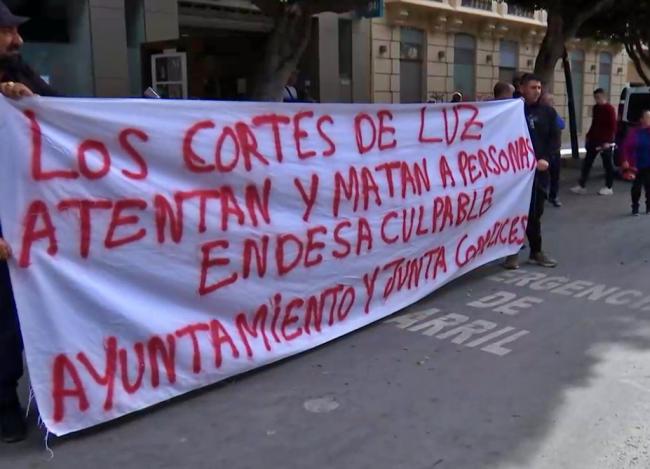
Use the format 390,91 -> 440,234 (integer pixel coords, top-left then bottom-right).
526,187 -> 546,256
631,168 -> 650,212
549,152 -> 561,201
0,260 -> 22,404
579,145 -> 614,188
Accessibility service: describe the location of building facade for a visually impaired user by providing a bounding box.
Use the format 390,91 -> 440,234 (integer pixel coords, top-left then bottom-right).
6,0 -> 635,140
372,0 -> 629,136
628,60 -> 649,87
6,0 -> 178,97
6,0 -> 370,102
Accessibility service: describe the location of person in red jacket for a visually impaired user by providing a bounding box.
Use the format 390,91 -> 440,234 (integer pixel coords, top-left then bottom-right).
571,88 -> 617,196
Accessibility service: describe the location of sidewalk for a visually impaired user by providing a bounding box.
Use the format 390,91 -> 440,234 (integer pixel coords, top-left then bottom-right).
560,147 -> 586,158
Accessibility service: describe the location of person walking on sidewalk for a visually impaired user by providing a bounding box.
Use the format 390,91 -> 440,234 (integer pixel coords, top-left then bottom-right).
0,0 -> 57,443
622,110 -> 650,216
540,92 -> 565,207
503,74 -> 558,270
571,88 -> 617,196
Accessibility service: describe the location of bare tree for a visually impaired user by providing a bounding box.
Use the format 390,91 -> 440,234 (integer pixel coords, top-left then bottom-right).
506,0 -> 615,89
581,0 -> 650,85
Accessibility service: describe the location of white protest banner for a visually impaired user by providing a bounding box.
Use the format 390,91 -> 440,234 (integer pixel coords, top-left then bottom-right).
0,97 -> 535,436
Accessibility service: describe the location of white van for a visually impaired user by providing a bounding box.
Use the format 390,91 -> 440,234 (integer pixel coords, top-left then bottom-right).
618,85 -> 650,124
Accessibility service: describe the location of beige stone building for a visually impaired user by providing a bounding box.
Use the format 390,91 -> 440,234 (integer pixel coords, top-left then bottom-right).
371,0 -> 629,137
10,0 -> 635,141
628,60 -> 649,86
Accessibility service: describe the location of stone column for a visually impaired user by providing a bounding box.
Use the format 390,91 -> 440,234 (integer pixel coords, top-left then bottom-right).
88,0 -> 129,97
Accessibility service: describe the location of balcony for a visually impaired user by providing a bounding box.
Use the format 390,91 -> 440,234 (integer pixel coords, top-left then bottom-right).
383,0 -> 546,27
507,4 -> 534,18
461,0 -> 492,10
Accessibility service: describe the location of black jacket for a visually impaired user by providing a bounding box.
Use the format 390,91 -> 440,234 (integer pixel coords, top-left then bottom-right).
524,102 -> 559,193
0,56 -> 58,97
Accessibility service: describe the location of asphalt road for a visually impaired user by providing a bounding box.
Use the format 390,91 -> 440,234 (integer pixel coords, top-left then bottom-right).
5,165 -> 650,469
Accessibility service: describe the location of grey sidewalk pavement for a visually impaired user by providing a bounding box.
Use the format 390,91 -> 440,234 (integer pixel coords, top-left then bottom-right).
3,164 -> 650,469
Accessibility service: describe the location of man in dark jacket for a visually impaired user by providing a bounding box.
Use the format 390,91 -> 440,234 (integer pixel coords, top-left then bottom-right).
0,0 -> 57,443
504,74 -> 558,270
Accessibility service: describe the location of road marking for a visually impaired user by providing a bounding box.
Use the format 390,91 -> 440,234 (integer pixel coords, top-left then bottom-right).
489,269 -> 650,311
467,290 -> 543,316
465,327 -> 516,347
384,309 -> 441,329
411,313 -> 469,336
385,308 -> 530,357
480,331 -> 530,357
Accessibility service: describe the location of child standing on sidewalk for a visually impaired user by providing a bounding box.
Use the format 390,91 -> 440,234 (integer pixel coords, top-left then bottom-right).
622,110 -> 650,216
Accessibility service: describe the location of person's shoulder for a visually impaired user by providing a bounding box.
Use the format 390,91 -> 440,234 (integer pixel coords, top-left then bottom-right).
540,104 -> 557,117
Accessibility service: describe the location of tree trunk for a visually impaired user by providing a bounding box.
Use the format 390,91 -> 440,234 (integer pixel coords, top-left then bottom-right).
532,0 -> 614,90
563,49 -> 580,159
533,13 -> 567,91
250,6 -> 313,102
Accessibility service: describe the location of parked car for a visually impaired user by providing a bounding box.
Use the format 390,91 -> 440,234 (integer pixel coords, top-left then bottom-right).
614,85 -> 650,180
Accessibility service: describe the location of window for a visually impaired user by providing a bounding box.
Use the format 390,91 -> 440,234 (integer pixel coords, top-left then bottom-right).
570,50 -> 585,132
499,40 -> 518,84
338,19 -> 353,81
400,27 -> 424,103
598,52 -> 612,99
151,52 -> 188,99
454,34 -> 476,101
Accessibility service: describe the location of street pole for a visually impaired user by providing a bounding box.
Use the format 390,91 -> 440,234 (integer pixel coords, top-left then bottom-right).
563,48 -> 580,160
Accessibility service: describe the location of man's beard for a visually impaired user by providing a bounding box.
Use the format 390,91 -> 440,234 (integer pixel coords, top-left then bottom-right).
0,52 -> 22,71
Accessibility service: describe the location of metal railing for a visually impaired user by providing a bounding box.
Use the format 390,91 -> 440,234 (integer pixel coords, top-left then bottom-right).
507,4 -> 535,18
461,0 -> 493,11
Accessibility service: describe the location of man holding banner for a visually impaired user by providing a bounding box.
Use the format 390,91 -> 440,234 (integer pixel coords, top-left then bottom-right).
504,74 -> 558,270
0,0 -> 57,442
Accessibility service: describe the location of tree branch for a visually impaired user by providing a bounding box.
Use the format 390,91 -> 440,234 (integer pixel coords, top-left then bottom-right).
250,0 -> 282,17
291,7 -> 314,64
565,0 -> 616,37
625,40 -> 650,85
632,36 -> 650,73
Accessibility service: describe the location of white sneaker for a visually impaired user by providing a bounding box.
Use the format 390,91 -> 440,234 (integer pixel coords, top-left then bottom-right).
570,185 -> 587,195
598,187 -> 614,196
